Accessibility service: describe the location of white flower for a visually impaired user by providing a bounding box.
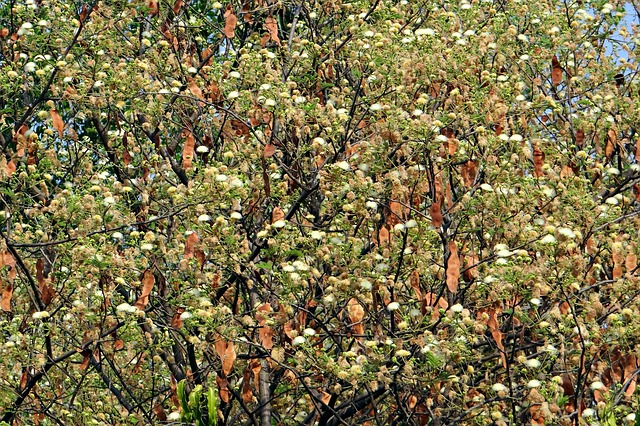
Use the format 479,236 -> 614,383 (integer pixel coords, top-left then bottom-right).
229,71 -> 241,78
196,146 -> 209,153
527,380 -> 541,388
405,219 -> 418,228
393,223 -> 405,232
337,161 -> 351,171
626,413 -> 636,422
227,91 -> 240,99
230,212 -> 242,220
215,174 -> 228,182
450,304 -> 464,313
525,359 -> 541,368
187,67 -> 198,74
116,303 -> 135,313
140,243 -> 154,251
360,279 -> 372,290
509,134 -> 523,142
480,183 -> 494,191
365,201 -> 378,210
292,336 -> 306,346
530,298 -> 541,306
558,227 -> 576,238
103,196 -> 116,206
25,62 -> 37,73
369,103 -> 382,111
259,83 -> 271,91
167,412 -> 182,421
517,34 -> 529,42
590,381 -> 605,390
387,302 -> 400,311
582,408 -> 595,417
540,234 -> 556,244
542,187 -> 556,198
112,232 -> 124,239
364,30 -> 375,37
292,261 -> 308,271
311,230 -> 323,240
601,3 -> 613,13
265,98 -> 276,107
395,349 -> 411,357
492,383 -> 508,392
303,328 -> 316,336
272,220 -> 286,228
198,214 -> 211,222
180,311 -> 193,320
496,249 -> 512,258
32,311 -> 50,320
605,197 -> 619,205
415,28 -> 435,36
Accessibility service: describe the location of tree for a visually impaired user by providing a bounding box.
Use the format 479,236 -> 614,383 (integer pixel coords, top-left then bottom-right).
0,0 -> 639,424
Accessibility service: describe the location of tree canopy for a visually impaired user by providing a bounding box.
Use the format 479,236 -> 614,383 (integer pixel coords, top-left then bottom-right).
1,0 -> 640,424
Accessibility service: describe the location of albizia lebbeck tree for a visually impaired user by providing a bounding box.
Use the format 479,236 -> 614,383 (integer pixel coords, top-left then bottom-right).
1,0 -> 639,424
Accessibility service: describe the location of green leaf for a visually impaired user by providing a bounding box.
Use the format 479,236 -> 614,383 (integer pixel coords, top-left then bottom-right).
284,249 -> 304,258
191,385 -> 204,424
189,384 -> 203,409
208,387 -> 218,426
0,187 -> 15,200
177,379 -> 192,422
424,351 -> 442,368
255,262 -> 273,270
557,395 -> 569,407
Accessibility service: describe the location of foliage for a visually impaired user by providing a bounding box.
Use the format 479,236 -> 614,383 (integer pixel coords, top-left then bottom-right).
177,380 -> 217,426
0,0 -> 639,424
